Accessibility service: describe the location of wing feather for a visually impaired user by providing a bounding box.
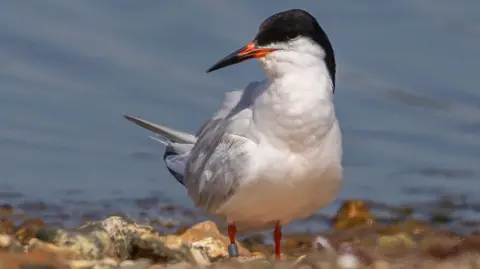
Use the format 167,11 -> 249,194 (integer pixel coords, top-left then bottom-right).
184,81 -> 263,213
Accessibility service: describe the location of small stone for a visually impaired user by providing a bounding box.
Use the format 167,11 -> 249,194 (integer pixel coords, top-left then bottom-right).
87,259 -> 119,269
69,260 -> 97,269
332,200 -> 375,230
337,253 -> 360,269
373,260 -> 390,269
0,234 -> 12,247
119,260 -> 135,267
180,221 -> 250,256
234,254 -> 265,263
100,258 -> 118,266
92,263 -> 118,269
120,258 -> 151,269
251,252 -> 265,257
0,234 -> 22,252
190,237 -> 228,264
312,235 -> 335,254
377,233 -> 416,250
148,265 -> 165,269
15,219 -> 46,244
163,261 -> 192,269
293,253 -> 332,269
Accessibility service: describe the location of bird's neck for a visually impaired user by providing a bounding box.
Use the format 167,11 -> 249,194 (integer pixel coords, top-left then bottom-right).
260,52 -> 334,100
252,61 -> 336,152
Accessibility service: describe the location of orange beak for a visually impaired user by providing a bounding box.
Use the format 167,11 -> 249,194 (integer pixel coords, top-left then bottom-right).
206,41 -> 276,73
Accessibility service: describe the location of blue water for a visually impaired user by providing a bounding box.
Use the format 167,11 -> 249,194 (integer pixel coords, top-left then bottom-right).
0,1 -> 479,225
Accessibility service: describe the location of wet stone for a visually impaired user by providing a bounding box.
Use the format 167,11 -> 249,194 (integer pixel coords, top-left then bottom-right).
15,219 -> 47,245
0,234 -> 23,252
118,258 -> 151,269
179,221 -> 250,257
33,216 -> 194,263
332,200 -> 375,230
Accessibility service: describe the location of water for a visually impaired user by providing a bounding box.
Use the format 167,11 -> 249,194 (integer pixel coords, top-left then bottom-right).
0,1 -> 479,229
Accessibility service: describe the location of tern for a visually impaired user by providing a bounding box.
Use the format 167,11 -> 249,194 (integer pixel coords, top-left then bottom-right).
124,9 -> 342,259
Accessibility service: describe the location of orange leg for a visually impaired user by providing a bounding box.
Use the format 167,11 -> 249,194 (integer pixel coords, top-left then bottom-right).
274,222 -> 282,260
227,224 -> 239,257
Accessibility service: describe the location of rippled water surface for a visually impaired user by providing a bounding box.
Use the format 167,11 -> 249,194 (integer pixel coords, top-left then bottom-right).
0,1 -> 479,229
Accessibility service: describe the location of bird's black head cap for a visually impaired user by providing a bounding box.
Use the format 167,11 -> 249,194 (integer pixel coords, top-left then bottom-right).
254,9 -> 336,89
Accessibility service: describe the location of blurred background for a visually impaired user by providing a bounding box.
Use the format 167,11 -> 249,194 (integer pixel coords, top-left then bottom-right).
0,1 -> 479,230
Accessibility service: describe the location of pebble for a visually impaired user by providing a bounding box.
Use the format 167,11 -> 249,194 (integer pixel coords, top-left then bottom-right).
312,235 -> 335,254
337,253 -> 360,269
0,234 -> 12,248
70,258 -> 119,269
70,260 -> 97,269
119,258 -> 151,269
163,261 -> 192,269
373,260 -> 390,269
148,265 -> 166,269
119,260 -> 136,267
92,265 -> 116,269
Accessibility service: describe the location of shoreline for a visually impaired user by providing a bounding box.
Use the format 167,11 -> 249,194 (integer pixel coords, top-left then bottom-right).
1,199 -> 480,268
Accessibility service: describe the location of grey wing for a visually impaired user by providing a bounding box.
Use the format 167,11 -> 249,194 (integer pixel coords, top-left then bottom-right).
185,120 -> 254,214
184,81 -> 262,214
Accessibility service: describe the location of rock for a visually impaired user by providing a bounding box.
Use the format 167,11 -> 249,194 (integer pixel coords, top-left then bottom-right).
293,253 -> 333,269
92,258 -> 118,269
149,265 -> 166,269
336,253 -> 360,269
33,226 -> 116,260
119,260 -> 135,267
69,260 -> 97,269
0,249 -> 68,269
34,216 -> 197,264
372,260 -> 390,269
0,234 -> 23,252
190,237 -> 228,265
163,261 -> 192,269
332,200 -> 375,230
180,221 -> 250,257
69,258 -> 119,269
312,235 -> 335,254
119,258 -> 151,269
376,233 -> 416,251
15,219 -> 46,244
133,233 -> 193,263
335,243 -> 370,269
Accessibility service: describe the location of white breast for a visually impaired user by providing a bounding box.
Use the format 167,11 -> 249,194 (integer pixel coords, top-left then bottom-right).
217,120 -> 342,230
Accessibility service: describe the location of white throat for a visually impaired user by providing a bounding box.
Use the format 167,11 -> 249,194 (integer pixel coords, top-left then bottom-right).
258,37 -> 334,99
251,37 -> 336,152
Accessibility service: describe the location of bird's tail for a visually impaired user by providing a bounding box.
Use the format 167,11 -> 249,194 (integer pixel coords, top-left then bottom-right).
124,114 -> 194,185
123,115 -> 196,145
